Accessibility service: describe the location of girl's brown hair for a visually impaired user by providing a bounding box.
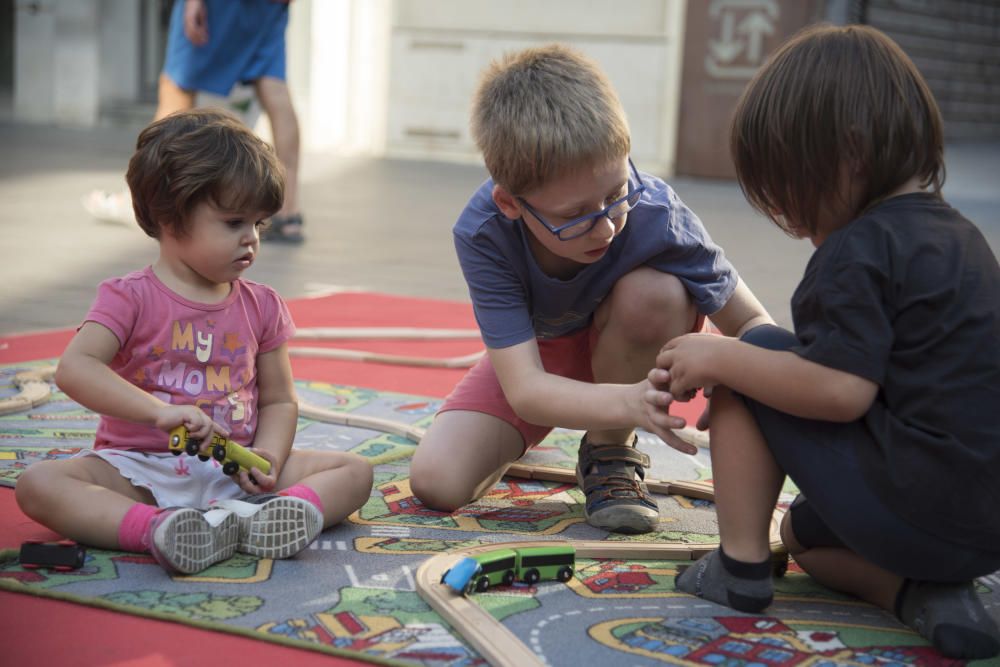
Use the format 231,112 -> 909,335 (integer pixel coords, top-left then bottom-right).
730,24 -> 944,236
126,108 -> 284,238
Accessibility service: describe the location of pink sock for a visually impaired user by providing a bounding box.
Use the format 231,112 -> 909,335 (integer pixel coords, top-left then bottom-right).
279,484 -> 325,516
117,503 -> 162,553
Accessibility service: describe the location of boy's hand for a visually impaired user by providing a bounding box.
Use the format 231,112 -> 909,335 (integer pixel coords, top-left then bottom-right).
636,375 -> 697,455
232,448 -> 279,495
155,405 -> 229,452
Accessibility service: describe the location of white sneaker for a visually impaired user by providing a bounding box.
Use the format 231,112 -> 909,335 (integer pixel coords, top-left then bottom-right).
149,507 -> 239,575
213,494 -> 323,560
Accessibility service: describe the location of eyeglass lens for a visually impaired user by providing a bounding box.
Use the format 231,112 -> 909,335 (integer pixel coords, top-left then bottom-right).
558,189 -> 642,239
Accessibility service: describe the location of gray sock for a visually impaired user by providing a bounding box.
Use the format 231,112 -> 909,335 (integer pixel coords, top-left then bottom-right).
675,548 -> 773,613
896,579 -> 1000,660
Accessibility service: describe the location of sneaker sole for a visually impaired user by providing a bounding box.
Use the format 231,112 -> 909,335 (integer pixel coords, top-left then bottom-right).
152,508 -> 239,574
234,496 -> 323,559
585,503 -> 659,534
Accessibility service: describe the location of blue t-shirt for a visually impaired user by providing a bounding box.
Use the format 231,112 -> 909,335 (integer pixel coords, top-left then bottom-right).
453,169 -> 739,348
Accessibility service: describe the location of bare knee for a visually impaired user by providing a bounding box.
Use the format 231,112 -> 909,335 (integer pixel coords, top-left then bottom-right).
602,268 -> 696,346
343,453 -> 374,508
409,455 -> 475,513
310,452 -> 373,517
15,460 -> 61,520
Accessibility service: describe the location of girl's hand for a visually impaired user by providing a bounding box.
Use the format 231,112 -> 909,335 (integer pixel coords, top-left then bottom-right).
634,373 -> 697,455
155,405 -> 229,453
232,448 -> 280,495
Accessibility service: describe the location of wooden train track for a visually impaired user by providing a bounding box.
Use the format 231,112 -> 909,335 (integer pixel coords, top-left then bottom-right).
289,326 -> 485,368
0,367 -> 55,416
294,327 -> 482,340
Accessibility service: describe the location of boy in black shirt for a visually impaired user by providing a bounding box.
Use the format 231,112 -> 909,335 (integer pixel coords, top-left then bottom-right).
642,24 -> 1000,660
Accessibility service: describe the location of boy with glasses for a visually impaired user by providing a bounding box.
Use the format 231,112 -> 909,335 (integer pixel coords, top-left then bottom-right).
409,44 -> 772,534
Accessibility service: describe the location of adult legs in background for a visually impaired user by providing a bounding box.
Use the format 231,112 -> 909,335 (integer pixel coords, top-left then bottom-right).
255,76 -> 303,241
155,73 -> 196,121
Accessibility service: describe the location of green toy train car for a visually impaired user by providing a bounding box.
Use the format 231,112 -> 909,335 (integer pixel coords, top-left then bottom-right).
441,544 -> 575,594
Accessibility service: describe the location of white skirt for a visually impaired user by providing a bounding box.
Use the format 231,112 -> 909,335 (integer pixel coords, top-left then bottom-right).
78,448 -> 246,509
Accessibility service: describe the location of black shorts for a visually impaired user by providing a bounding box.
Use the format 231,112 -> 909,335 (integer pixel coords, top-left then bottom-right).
738,325 -> 1000,582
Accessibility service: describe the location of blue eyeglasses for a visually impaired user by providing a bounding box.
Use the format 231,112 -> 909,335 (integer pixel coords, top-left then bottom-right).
517,158 -> 645,241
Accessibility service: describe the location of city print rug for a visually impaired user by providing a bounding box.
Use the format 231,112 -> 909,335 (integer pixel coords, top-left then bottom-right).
1,361 -> 998,666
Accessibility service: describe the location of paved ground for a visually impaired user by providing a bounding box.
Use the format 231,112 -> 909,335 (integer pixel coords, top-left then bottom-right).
1,119 -> 997,336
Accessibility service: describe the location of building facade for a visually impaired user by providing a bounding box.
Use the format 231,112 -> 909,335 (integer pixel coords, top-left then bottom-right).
3,0 -> 997,178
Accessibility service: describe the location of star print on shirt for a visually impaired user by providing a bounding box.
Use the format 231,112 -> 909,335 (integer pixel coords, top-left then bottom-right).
131,367 -> 149,386
221,332 -> 246,360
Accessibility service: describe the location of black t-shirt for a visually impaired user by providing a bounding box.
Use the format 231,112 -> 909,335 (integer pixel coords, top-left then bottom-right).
791,193 -> 1000,548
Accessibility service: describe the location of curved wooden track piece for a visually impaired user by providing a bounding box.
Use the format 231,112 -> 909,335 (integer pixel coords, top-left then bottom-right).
0,366 -> 56,416
417,548 -> 547,667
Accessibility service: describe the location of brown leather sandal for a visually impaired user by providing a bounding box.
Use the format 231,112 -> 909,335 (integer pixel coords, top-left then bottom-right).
575,433 -> 659,534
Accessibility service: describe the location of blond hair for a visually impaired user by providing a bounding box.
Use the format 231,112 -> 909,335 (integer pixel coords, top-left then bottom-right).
470,44 -> 631,194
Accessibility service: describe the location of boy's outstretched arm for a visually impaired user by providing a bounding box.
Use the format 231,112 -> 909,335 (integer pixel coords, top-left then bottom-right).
241,343 -> 298,493
489,339 -> 693,452
655,335 -> 878,422
55,321 -> 226,440
707,279 -> 774,338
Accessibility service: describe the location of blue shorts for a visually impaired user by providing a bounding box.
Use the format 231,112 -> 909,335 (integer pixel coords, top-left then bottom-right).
739,325 -> 1000,582
162,0 -> 289,97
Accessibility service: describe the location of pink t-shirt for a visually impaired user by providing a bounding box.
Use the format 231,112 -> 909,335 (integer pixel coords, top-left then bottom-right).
84,267 -> 295,452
